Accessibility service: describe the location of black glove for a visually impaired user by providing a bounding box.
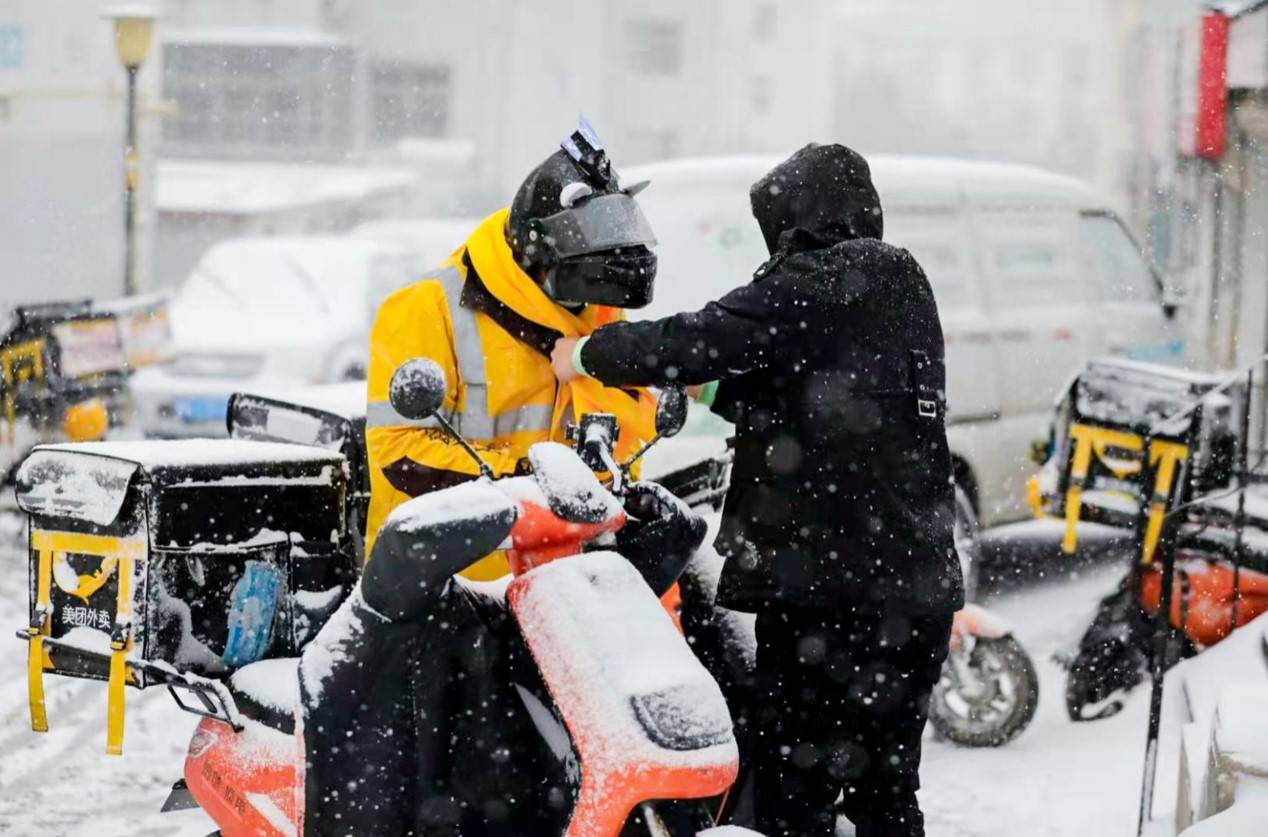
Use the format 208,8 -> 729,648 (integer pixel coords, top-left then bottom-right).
610,481 -> 708,596
361,483 -> 518,622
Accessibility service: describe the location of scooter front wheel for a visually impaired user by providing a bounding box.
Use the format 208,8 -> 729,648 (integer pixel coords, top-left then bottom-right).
929,635 -> 1038,747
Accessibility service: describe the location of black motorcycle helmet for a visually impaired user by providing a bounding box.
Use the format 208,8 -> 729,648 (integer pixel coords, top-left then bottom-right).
507,124 -> 658,308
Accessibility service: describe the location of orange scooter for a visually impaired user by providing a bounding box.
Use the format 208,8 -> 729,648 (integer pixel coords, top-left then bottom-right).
173,360 -> 751,837
1026,359 -> 1268,721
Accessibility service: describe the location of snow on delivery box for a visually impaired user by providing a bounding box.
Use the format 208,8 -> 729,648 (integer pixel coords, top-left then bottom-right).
13,438 -> 352,753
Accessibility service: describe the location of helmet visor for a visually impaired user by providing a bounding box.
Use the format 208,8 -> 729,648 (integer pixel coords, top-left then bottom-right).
538,193 -> 657,259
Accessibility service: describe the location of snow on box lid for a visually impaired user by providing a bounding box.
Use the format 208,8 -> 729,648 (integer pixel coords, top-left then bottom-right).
1076,359 -> 1228,432
16,439 -> 343,526
32,439 -> 341,469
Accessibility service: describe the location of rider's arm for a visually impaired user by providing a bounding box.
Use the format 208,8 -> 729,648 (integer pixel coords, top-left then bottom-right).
575,262 -> 835,389
361,481 -> 519,621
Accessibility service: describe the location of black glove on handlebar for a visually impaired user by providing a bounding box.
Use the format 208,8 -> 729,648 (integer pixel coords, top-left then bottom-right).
362,483 -> 518,622
607,481 -> 707,596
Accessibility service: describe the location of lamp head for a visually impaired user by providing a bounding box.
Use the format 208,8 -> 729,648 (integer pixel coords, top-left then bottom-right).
103,6 -> 158,70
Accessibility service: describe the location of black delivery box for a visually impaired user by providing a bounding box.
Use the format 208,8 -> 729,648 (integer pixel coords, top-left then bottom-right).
15,438 -> 351,688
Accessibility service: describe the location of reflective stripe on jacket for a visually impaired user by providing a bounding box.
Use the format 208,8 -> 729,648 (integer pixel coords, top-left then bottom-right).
364,209 -> 657,573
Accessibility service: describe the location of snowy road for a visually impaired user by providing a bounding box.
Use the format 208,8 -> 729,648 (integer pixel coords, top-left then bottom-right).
0,533 -> 1147,837
919,561 -> 1150,836
0,527 -> 212,837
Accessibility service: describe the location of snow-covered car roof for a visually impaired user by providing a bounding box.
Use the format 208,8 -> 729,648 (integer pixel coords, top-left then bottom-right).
170,236 -> 417,348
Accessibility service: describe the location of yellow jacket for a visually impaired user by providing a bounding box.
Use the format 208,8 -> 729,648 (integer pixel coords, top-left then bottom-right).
365,209 -> 657,575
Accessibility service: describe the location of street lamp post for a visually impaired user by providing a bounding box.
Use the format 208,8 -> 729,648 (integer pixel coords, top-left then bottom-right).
104,6 -> 157,297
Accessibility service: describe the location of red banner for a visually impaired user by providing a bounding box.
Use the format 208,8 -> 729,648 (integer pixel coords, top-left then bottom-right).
1195,11 -> 1230,160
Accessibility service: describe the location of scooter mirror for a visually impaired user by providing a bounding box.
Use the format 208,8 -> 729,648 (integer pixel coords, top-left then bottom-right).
655,385 -> 689,439
389,358 -> 448,421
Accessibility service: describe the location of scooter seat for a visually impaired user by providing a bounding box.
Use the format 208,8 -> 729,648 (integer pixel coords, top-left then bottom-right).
227,658 -> 300,734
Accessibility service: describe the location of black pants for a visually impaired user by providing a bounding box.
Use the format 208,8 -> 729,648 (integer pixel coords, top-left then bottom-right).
751,607 -> 953,837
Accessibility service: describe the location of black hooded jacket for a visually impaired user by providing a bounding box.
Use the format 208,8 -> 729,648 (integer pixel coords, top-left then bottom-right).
580,144 -> 964,614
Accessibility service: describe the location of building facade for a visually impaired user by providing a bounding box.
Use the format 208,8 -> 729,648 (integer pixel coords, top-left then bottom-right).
0,0 -> 162,308
158,0 -> 836,198
832,0 -> 1139,209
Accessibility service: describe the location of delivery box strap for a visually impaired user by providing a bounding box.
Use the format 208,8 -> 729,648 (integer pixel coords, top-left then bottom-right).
25,532 -> 143,754
31,530 -> 146,561
1061,425 -> 1187,557
1140,440 -> 1189,566
106,555 -> 135,756
27,547 -> 54,733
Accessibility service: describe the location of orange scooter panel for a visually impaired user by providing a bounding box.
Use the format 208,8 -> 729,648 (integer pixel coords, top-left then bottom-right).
184,717 -> 304,837
508,551 -> 738,837
1140,559 -> 1268,648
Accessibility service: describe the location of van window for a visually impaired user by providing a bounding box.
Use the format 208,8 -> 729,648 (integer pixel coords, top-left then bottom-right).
635,184 -> 768,320
1079,213 -> 1161,304
886,211 -> 972,308
980,212 -> 1077,305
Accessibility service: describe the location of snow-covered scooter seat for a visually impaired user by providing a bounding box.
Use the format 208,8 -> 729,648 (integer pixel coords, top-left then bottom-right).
508,550 -> 738,833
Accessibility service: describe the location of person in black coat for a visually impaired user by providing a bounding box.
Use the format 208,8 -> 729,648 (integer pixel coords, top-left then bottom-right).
551,143 -> 964,837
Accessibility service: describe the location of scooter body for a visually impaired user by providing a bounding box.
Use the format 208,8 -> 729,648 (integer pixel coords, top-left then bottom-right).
1063,554 -> 1268,722
1139,557 -> 1268,647
182,453 -> 737,837
183,715 -> 302,835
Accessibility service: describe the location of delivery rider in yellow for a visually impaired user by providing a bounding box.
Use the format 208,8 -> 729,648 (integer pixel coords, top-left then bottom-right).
365,123 -> 660,575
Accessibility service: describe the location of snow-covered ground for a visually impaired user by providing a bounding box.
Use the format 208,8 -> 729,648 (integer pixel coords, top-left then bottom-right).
919,561 -> 1152,836
0,529 -> 1153,837
0,526 -> 212,837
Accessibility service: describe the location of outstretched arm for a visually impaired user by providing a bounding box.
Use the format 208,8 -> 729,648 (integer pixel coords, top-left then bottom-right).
560,265 -> 824,389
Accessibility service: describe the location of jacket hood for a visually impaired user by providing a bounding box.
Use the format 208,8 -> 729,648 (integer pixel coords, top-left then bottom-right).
749,143 -> 883,255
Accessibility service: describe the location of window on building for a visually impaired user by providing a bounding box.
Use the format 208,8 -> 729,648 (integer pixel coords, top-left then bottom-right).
0,24 -> 23,69
753,3 -> 776,43
371,62 -> 450,144
625,19 -> 683,77
162,40 -> 355,156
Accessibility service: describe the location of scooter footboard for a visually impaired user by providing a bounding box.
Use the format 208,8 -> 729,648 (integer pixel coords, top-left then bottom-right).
508,551 -> 738,836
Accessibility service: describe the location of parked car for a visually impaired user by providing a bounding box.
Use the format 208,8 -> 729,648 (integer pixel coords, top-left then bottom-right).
132,237 -> 415,438
631,155 -> 1184,524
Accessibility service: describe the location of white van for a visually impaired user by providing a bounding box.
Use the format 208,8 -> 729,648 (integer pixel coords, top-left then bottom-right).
630,155 -> 1183,525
